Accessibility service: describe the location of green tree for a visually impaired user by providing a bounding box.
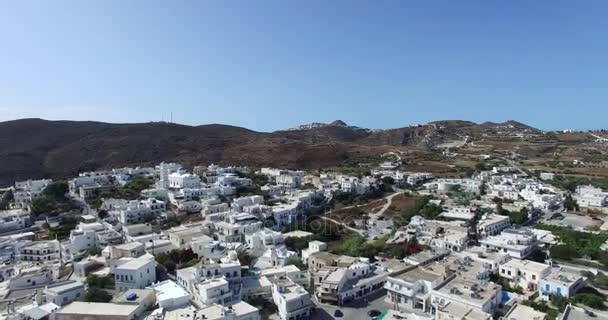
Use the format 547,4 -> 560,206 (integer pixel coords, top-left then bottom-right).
86,274 -> 115,289
339,236 -> 367,257
85,287 -> 112,302
31,196 -> 55,215
564,194 -> 579,212
420,203 -> 443,219
285,237 -> 309,252
0,190 -> 13,210
238,251 -> 257,267
97,209 -> 109,219
43,181 -> 69,200
509,208 -> 528,225
382,176 -> 395,186
388,245 -> 407,259
284,256 -> 308,270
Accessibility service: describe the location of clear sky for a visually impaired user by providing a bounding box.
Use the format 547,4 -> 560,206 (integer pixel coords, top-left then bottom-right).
1,1 -> 607,131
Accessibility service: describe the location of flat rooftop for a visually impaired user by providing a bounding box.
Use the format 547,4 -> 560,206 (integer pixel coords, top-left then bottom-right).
111,289 -> 155,304
283,230 -> 314,238
562,305 -> 608,320
438,300 -> 490,319
503,303 -> 547,320
44,281 -> 84,294
148,280 -> 189,300
545,268 -> 584,285
55,302 -> 139,316
114,241 -> 144,251
393,267 -> 444,284
435,277 -> 501,303
502,259 -> 549,274
116,254 -> 155,270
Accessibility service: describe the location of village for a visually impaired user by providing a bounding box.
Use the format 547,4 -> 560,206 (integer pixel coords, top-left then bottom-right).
0,157 -> 608,320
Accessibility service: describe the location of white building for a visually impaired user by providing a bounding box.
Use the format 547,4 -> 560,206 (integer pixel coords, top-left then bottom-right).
407,173 -> 433,185
19,240 -> 61,262
385,265 -> 448,314
430,178 -> 482,194
276,174 -> 302,189
43,280 -> 85,306
460,246 -> 510,273
9,264 -> 59,289
117,198 -> 166,225
69,175 -> 113,199
540,172 -> 555,181
168,172 -> 201,189
66,222 -> 107,256
480,229 -> 537,259
114,253 -> 157,291
499,259 -> 550,291
430,277 -> 502,319
147,279 -> 190,309
575,185 -> 608,208
408,216 -> 469,252
271,275 -> 313,320
165,222 -> 209,248
195,277 -> 232,305
0,209 -> 32,233
158,162 -> 183,189
232,195 -> 265,212
13,179 -> 52,210
477,214 -> 511,237
301,241 -> 328,264
539,267 -> 587,301
315,259 -> 406,305
440,206 -> 476,222
502,303 -> 547,320
52,301 -> 140,320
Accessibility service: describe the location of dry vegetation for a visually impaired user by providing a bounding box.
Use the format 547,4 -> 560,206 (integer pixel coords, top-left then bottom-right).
382,193 -> 424,218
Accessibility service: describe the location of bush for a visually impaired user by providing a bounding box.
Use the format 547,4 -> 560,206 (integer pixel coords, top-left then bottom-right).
573,293 -> 607,310
551,295 -> 570,310
592,273 -> 608,289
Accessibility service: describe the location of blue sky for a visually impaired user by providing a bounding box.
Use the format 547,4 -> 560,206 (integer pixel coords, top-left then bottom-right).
1,1 -> 607,131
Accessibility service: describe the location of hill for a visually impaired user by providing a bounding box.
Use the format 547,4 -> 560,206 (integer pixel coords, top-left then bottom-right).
0,118 -> 541,186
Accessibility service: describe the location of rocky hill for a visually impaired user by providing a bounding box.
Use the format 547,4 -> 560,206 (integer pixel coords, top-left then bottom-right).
0,118 -> 540,186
